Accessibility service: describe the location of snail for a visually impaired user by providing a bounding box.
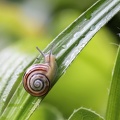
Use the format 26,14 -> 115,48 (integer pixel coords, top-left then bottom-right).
23,47 -> 57,97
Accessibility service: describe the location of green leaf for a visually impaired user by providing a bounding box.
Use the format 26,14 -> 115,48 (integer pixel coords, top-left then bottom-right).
29,104 -> 64,120
105,46 -> 120,120
0,0 -> 120,120
0,45 -> 36,118
68,108 -> 104,120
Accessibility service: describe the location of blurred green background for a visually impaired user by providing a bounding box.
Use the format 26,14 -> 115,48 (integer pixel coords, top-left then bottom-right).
0,0 -> 120,119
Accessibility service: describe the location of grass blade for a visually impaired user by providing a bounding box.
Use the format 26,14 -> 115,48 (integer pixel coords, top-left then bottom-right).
106,46 -> 120,120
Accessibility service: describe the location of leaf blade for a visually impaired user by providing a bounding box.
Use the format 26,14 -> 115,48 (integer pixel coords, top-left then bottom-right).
106,46 -> 120,120
68,108 -> 104,120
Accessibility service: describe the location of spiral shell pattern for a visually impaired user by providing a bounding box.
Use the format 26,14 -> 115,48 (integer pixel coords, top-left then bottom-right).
23,64 -> 50,97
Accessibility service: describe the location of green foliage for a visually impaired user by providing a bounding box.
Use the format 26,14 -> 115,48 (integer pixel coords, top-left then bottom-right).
106,46 -> 120,120
0,0 -> 120,120
68,108 -> 104,120
29,104 -> 64,120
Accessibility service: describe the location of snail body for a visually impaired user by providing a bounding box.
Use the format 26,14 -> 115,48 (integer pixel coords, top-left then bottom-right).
23,47 -> 57,97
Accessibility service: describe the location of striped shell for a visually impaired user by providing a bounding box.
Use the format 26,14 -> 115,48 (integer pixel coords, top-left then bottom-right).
23,47 -> 57,97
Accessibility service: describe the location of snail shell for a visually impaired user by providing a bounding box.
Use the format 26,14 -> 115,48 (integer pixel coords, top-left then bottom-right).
23,47 -> 57,97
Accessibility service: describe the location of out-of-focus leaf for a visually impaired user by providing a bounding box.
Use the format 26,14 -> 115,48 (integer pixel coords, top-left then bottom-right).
29,104 -> 64,120
0,44 -> 36,116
